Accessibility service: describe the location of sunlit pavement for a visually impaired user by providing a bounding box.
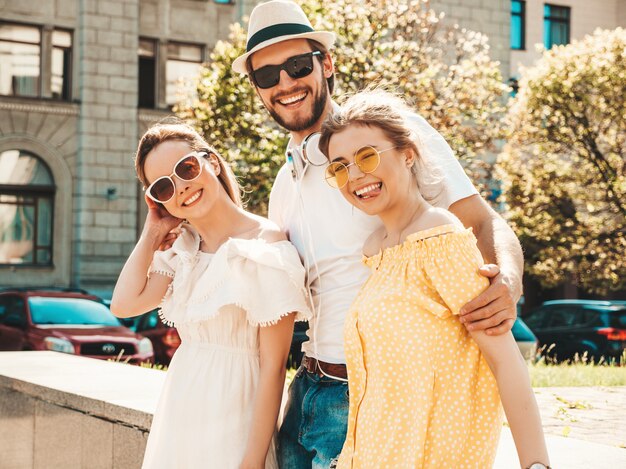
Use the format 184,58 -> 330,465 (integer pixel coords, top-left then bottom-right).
495,386 -> 626,468
495,428 -> 626,468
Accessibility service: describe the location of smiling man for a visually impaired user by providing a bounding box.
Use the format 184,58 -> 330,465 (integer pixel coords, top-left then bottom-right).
232,1 -> 524,467
251,46 -> 331,134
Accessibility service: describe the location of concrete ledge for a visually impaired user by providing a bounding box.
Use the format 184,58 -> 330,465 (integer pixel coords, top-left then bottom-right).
0,351 -> 165,469
3,352 -> 625,468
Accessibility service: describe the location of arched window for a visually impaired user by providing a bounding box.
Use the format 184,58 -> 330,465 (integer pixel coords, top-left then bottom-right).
0,150 -> 55,265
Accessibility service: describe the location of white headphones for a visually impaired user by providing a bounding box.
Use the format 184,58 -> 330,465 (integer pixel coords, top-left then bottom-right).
286,132 -> 327,181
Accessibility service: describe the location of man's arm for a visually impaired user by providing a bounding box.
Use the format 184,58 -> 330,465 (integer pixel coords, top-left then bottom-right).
449,194 -> 524,335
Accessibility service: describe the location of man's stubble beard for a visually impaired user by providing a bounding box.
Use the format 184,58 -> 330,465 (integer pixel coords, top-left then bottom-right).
265,75 -> 329,133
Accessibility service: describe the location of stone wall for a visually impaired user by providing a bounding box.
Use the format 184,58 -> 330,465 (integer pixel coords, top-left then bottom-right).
620,0 -> 626,26
432,0 -> 510,78
0,351 -> 163,469
73,0 -> 141,292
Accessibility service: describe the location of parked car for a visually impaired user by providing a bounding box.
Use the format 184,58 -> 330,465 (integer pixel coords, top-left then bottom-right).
134,309 -> 181,365
0,289 -> 154,363
100,298 -> 140,331
522,300 -> 626,362
512,318 -> 538,360
288,321 -> 309,368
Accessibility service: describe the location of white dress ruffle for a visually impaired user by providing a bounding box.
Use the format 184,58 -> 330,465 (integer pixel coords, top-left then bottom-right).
142,225 -> 311,469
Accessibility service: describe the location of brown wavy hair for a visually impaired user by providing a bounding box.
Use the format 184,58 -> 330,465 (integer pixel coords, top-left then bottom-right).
135,120 -> 242,207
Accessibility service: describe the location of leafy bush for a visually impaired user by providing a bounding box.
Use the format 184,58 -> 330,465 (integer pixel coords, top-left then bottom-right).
498,28 -> 626,295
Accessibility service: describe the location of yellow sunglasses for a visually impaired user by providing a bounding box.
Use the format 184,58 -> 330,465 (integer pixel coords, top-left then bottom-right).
325,145 -> 396,189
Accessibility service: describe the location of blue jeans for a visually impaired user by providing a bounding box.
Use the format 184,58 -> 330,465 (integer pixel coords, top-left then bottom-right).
278,365 -> 349,469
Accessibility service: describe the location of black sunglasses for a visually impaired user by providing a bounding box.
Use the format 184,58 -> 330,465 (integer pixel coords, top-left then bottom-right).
251,51 -> 322,89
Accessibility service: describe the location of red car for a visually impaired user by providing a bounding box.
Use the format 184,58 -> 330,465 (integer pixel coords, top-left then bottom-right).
134,309 -> 181,365
0,289 -> 154,363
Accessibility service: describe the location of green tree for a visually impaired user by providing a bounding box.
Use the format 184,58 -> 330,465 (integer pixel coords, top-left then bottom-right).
176,0 -> 508,215
498,28 -> 625,295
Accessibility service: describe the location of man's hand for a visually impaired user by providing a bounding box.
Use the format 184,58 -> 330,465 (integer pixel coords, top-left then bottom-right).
459,264 -> 520,335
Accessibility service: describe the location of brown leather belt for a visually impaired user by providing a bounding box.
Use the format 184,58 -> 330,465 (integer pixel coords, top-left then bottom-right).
302,355 -> 348,380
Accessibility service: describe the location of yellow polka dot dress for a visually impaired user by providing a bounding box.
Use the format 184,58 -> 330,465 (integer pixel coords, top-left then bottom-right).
337,224 -> 503,469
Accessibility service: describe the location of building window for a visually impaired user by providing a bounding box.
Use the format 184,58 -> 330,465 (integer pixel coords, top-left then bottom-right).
511,1 -> 525,50
138,38 -> 157,108
0,22 -> 73,100
166,42 -> 203,106
508,77 -> 520,97
0,150 -> 55,266
544,4 -> 570,49
51,29 -> 72,100
0,23 -> 41,97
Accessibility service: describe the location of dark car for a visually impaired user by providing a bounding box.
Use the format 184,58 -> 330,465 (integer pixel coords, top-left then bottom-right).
0,290 -> 154,363
512,318 -> 538,360
135,309 -> 181,365
523,300 -> 626,362
288,321 -> 309,368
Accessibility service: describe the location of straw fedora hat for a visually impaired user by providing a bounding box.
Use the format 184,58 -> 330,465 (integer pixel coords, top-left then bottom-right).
232,0 -> 336,74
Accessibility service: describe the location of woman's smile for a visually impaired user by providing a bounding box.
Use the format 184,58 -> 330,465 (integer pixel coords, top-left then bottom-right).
182,189 -> 203,207
353,182 -> 383,200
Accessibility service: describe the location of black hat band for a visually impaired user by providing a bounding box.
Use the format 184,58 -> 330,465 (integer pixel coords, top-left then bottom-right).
246,23 -> 315,52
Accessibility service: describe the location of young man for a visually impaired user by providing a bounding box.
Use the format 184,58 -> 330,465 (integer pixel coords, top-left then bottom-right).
233,1 -> 524,467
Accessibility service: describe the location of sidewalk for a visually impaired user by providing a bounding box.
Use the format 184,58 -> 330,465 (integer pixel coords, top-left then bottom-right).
495,386 -> 626,468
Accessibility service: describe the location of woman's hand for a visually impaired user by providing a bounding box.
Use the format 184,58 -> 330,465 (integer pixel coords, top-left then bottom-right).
142,195 -> 183,249
110,195 -> 178,317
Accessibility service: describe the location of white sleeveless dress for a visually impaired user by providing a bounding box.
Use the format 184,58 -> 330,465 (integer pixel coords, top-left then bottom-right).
141,226 -> 311,469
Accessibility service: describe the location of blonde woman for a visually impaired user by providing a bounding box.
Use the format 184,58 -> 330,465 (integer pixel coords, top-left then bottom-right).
319,90 -> 550,469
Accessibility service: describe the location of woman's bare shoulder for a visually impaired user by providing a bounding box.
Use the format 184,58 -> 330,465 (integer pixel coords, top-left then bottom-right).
252,215 -> 288,243
408,207 -> 462,234
363,227 -> 386,257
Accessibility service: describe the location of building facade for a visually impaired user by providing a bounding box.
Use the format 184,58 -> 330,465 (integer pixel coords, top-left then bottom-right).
0,0 -> 623,296
433,0 -> 511,78
509,0 -> 626,78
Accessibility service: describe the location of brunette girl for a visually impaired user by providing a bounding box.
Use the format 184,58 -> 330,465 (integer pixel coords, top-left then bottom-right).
111,122 -> 311,469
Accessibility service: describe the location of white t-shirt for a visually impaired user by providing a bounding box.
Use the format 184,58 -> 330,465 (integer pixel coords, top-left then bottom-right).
268,110 -> 478,364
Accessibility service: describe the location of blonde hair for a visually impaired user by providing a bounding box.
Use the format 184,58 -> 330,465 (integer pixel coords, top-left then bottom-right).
135,120 -> 242,207
319,89 -> 442,203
